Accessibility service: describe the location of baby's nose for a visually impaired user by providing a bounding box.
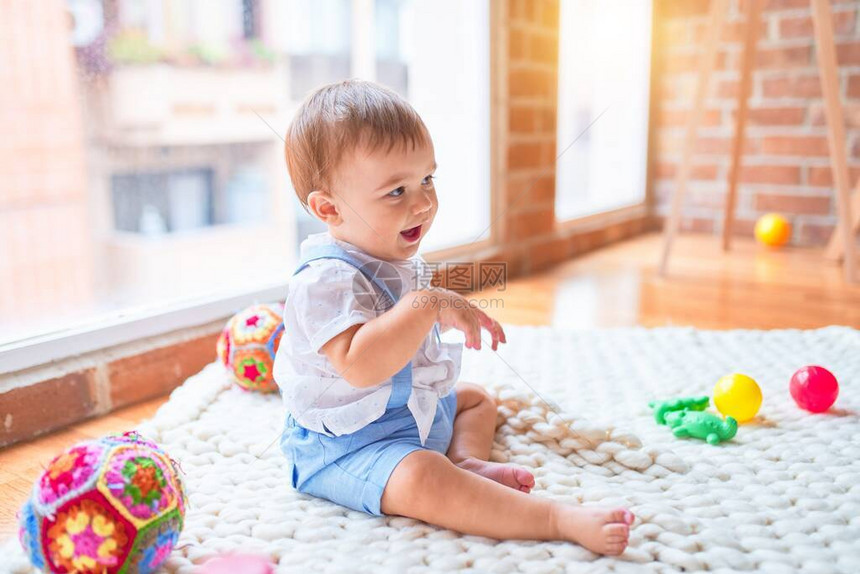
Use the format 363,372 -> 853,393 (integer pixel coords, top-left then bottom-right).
413,192 -> 433,214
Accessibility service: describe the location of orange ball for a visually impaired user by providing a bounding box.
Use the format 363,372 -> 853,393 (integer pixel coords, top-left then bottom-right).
755,213 -> 791,247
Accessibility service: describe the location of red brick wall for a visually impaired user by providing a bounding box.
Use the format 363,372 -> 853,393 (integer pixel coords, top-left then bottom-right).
502,0 -> 561,275
653,0 -> 860,245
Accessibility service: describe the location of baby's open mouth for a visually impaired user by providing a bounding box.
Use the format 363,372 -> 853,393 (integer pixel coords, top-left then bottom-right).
400,224 -> 422,242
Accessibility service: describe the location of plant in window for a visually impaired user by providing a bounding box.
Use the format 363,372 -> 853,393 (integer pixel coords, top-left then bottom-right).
106,28 -> 162,65
186,43 -> 229,67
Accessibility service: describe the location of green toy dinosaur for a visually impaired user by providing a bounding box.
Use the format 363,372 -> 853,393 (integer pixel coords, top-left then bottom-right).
647,396 -> 710,425
664,410 -> 738,445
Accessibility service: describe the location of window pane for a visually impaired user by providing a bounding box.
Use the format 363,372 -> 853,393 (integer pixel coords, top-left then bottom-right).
284,0 -> 352,99
0,1 -> 302,345
555,0 -> 652,220
374,0 -> 408,95
393,0 -> 491,251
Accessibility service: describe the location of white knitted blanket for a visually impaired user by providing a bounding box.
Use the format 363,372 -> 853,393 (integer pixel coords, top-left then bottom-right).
3,325 -> 859,573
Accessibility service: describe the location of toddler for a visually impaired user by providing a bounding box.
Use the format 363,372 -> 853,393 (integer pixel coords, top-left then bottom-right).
273,79 -> 633,555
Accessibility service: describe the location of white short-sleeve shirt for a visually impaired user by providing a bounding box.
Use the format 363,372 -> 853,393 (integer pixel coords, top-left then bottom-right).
273,231 -> 463,446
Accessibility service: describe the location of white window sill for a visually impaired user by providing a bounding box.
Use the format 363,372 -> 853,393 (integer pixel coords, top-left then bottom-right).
0,280 -> 287,380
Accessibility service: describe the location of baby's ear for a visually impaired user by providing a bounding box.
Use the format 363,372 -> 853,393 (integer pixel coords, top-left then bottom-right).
307,190 -> 342,225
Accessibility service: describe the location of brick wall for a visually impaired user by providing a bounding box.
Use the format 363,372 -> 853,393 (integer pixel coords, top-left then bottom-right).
653,0 -> 860,245
0,324 -> 220,448
491,0 -> 652,279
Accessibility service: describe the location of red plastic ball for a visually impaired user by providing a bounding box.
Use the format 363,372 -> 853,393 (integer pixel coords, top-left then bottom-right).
790,366 -> 839,413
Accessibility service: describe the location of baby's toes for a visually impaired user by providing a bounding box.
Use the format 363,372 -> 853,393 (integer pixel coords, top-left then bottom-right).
607,508 -> 635,525
515,468 -> 535,488
605,540 -> 628,556
605,523 -> 629,540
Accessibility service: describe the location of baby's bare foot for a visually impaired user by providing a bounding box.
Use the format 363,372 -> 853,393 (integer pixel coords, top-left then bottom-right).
554,506 -> 634,556
455,457 -> 535,493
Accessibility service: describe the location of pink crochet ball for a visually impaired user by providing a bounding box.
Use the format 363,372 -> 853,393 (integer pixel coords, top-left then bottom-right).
217,302 -> 285,394
198,553 -> 275,574
17,431 -> 187,573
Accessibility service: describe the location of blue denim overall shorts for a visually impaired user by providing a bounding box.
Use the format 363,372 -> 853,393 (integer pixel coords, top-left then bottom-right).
280,243 -> 458,516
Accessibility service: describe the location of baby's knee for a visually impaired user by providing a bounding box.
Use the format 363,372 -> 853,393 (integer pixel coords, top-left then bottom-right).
457,382 -> 497,412
381,450 -> 452,515
392,450 -> 452,491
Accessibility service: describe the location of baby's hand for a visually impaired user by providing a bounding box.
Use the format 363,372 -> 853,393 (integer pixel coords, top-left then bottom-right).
435,289 -> 506,351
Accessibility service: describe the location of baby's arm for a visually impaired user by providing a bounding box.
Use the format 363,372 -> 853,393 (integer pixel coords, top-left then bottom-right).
320,289 -> 445,388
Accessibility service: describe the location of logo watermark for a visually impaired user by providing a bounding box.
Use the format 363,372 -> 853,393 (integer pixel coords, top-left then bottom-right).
410,293 -> 504,311
350,260 -> 508,314
351,260 -> 403,313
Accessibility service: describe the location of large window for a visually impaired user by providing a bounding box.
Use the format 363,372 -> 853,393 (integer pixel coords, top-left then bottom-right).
555,0 -> 652,220
0,0 -> 490,352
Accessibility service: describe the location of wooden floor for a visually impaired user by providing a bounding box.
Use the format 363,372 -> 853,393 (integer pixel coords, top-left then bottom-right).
473,233 -> 860,329
2,232 -> 858,539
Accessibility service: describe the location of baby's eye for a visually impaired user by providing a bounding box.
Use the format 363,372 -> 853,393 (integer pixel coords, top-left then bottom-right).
422,175 -> 435,186
387,187 -> 405,198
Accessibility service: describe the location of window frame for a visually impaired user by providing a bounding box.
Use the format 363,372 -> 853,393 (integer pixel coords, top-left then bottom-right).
0,282 -> 285,376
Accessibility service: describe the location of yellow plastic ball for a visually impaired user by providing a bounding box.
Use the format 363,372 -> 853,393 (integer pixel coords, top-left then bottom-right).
713,373 -> 762,423
755,213 -> 791,247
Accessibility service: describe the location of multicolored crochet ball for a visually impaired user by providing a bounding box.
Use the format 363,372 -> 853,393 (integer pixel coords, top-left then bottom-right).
18,431 -> 187,574
216,302 -> 285,394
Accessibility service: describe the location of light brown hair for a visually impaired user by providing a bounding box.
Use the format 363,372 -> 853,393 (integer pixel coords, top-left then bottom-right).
284,79 -> 431,211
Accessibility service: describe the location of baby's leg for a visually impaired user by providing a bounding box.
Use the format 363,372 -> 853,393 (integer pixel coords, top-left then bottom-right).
446,382 -> 535,493
381,450 -> 633,555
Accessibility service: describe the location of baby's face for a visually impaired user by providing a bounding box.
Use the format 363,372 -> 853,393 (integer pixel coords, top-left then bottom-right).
325,137 -> 438,262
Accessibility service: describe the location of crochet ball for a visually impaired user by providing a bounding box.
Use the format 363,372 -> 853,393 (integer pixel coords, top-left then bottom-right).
216,302 -> 285,393
18,431 -> 187,573
790,365 -> 839,413
199,553 -> 276,574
